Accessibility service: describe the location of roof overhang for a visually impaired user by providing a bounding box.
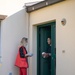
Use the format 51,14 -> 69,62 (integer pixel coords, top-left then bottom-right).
0,15 -> 7,20
26,0 -> 65,13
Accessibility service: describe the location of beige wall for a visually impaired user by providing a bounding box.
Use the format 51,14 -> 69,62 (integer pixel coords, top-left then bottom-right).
29,0 -> 75,75
0,9 -> 29,75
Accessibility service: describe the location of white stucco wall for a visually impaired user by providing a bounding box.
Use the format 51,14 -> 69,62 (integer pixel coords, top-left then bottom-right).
28,0 -> 75,75
0,22 -> 1,63
0,9 -> 29,75
0,21 -> 2,73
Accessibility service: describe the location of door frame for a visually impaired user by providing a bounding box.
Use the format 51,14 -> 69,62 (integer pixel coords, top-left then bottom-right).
37,21 -> 56,75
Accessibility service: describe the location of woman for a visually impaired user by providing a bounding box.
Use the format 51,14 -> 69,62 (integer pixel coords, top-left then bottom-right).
42,37 -> 51,58
15,37 -> 30,75
42,37 -> 51,74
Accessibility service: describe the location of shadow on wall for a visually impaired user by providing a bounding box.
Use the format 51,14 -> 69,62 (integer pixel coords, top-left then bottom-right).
1,9 -> 28,75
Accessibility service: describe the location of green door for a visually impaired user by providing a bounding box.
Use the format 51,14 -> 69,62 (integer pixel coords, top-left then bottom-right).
51,23 -> 56,75
37,22 -> 56,75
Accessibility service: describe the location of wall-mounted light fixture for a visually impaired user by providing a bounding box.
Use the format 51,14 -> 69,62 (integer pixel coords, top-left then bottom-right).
61,18 -> 66,26
32,7 -> 35,10
46,2 -> 48,5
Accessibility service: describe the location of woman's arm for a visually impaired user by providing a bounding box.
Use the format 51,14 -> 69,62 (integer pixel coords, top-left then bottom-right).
19,47 -> 25,58
19,47 -> 31,58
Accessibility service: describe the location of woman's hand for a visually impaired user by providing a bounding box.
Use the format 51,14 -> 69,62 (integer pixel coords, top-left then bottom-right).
25,54 -> 31,57
25,53 -> 33,57
42,52 -> 51,58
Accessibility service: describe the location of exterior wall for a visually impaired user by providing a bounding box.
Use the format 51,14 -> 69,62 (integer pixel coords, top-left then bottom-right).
0,22 -> 1,63
29,0 -> 75,75
0,9 -> 29,75
0,22 -> 1,73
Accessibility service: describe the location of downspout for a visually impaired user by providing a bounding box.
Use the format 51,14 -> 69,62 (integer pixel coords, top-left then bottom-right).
24,5 -> 30,75
27,10 -> 30,75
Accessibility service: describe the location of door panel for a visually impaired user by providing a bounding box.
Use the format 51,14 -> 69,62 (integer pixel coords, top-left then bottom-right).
51,23 -> 56,75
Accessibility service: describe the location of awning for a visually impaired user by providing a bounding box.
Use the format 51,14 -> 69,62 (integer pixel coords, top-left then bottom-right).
26,0 -> 65,13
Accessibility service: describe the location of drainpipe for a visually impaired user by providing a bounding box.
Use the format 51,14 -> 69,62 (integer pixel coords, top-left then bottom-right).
24,5 -> 30,75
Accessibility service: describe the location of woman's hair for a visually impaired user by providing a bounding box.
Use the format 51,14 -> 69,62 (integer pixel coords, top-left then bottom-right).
20,37 -> 28,46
